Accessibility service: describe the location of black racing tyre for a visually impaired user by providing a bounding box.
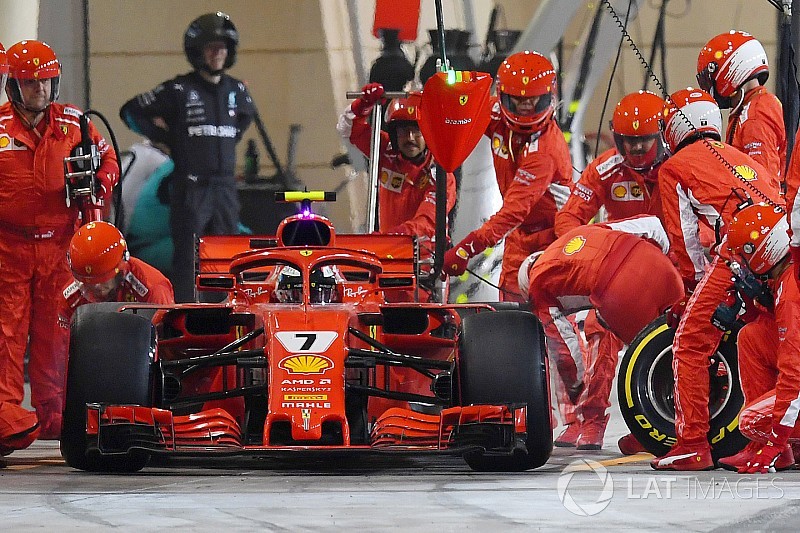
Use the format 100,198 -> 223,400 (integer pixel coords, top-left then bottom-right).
61,306 -> 155,472
617,315 -> 747,461
458,310 -> 552,471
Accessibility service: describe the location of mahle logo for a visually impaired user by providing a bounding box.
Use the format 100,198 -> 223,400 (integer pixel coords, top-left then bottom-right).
557,459 -> 614,516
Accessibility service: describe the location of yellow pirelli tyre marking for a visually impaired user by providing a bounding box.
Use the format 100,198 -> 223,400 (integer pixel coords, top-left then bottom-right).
624,323 -> 670,408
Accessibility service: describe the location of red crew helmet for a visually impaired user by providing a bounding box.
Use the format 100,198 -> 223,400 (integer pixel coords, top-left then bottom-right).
727,203 -> 789,275
496,51 -> 557,134
67,221 -> 129,285
611,90 -> 667,171
662,88 -> 722,153
697,31 -> 768,109
5,40 -> 61,109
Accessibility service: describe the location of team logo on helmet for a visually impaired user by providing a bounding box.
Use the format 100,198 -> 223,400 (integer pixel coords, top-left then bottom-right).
459,95 -> 468,105
522,76 -> 530,85
734,165 -> 757,181
407,106 -> 415,115
563,236 -> 586,255
632,120 -> 639,131
300,250 -> 313,257
84,266 -> 92,275
33,58 -> 40,66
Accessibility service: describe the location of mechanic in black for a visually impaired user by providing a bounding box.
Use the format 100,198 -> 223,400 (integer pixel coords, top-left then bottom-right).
120,11 -> 254,302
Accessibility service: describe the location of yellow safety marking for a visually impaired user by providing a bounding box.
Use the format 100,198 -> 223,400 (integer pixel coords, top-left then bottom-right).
566,453 -> 654,471
2,457 -> 64,470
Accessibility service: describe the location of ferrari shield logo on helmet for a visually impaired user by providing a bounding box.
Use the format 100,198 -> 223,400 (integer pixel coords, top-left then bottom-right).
459,95 -> 468,105
33,58 -> 40,66
522,76 -> 530,85
632,119 -> 640,131
300,250 -> 313,257
407,106 -> 415,115
84,266 -> 92,274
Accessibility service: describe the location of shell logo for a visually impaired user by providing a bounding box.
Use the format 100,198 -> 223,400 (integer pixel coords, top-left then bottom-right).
0,136 -> 8,148
563,236 -> 586,256
279,354 -> 334,375
612,185 -> 627,198
380,170 -> 389,184
734,165 -> 757,181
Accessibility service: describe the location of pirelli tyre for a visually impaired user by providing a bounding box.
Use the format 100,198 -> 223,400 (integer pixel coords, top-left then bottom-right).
458,310 -> 552,471
61,305 -> 155,472
618,315 -> 747,460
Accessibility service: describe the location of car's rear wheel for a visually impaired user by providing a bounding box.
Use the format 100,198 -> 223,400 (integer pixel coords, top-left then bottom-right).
458,310 -> 552,471
618,315 -> 747,460
61,306 -> 155,472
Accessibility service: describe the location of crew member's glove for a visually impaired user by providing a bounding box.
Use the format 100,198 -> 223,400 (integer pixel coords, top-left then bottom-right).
442,231 -> 486,277
95,173 -> 115,202
666,297 -> 688,329
351,82 -> 385,117
791,246 -> 800,284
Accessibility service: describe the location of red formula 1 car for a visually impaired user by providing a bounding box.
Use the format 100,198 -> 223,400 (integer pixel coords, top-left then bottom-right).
60,192 -> 552,472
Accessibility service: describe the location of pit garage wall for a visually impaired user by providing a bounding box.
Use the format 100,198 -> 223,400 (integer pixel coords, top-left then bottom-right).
28,1 -> 782,231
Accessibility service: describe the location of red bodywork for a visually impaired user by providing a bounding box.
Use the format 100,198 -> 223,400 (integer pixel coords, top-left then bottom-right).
79,214 -> 528,459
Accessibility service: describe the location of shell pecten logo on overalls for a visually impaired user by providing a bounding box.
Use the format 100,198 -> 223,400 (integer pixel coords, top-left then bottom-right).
563,236 -> 586,256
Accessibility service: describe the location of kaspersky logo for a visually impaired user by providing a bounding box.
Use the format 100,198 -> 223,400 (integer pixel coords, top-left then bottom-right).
278,354 -> 333,375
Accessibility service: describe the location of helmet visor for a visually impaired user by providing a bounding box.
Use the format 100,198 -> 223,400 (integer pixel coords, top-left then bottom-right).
696,68 -> 714,94
501,92 -> 552,117
613,132 -> 666,171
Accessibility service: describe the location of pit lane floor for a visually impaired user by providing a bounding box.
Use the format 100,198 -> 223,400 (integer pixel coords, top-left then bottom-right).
3,428 -> 800,532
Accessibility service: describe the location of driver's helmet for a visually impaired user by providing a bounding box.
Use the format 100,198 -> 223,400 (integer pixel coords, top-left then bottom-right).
310,266 -> 341,304
273,266 -> 303,303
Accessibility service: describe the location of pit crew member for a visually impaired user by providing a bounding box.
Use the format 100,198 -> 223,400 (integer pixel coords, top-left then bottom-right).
650,89 -> 782,471
552,90 -> 667,450
442,50 -> 572,302
0,40 -> 118,443
336,83 -> 457,240
697,31 -> 786,180
717,204 -> 798,473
